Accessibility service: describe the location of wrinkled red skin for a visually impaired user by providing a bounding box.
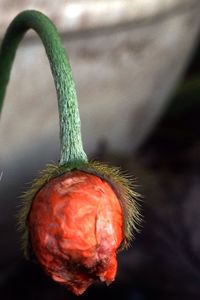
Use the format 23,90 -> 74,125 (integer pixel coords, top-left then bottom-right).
28,171 -> 123,295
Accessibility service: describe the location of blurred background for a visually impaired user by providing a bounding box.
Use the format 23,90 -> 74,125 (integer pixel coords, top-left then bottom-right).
1,0 -> 200,299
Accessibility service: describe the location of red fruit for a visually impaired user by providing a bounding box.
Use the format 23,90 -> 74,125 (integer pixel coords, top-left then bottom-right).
28,171 -> 123,295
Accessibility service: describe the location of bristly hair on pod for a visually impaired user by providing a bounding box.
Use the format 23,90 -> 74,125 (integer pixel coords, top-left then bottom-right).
81,161 -> 142,249
17,161 -> 141,258
17,163 -> 69,258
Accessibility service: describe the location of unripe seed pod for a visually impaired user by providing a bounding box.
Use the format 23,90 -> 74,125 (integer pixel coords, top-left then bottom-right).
28,171 -> 123,295
19,162 -> 140,295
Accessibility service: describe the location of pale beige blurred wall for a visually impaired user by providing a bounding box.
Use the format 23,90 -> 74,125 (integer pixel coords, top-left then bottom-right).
0,0 -> 199,175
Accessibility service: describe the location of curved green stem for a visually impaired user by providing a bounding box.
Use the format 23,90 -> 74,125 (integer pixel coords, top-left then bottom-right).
0,10 -> 88,166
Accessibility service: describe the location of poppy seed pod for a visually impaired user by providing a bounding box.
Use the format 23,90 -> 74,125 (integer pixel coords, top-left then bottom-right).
28,171 -> 123,295
19,163 -> 140,295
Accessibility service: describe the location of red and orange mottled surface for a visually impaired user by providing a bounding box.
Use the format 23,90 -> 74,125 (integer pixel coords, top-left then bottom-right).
28,171 -> 123,295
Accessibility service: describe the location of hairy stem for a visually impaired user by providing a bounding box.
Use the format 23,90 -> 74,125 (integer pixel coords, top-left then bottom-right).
0,10 -> 88,166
